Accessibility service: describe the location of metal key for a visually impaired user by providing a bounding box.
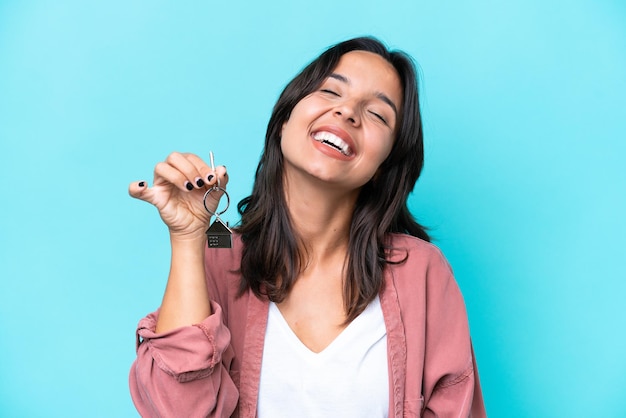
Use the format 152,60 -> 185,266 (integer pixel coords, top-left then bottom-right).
203,151 -> 232,248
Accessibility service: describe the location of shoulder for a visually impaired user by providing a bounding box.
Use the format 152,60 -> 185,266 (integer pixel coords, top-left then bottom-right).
385,235 -> 469,334
384,233 -> 459,302
386,233 -> 452,274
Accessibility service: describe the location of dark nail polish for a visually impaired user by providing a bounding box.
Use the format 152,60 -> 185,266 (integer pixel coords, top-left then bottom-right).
138,181 -> 145,187
196,179 -> 205,187
207,174 -> 214,182
185,181 -> 194,191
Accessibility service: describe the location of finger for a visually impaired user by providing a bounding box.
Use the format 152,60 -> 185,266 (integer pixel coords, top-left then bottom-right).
213,165 -> 229,189
185,153 -> 229,190
128,180 -> 154,202
165,152 -> 206,190
154,160 -> 198,193
185,153 -> 214,185
202,165 -> 229,192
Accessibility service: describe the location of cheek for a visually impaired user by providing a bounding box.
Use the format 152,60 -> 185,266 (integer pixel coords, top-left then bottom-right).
376,134 -> 395,163
280,119 -> 297,145
370,143 -> 395,180
280,119 -> 300,155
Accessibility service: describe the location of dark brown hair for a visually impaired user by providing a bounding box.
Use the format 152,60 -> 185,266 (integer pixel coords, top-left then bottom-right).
236,36 -> 429,321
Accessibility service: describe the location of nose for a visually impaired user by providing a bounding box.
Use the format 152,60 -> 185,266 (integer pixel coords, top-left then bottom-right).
333,101 -> 360,126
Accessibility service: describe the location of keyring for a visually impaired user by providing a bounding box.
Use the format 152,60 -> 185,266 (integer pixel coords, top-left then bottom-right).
204,151 -> 232,249
203,186 -> 230,217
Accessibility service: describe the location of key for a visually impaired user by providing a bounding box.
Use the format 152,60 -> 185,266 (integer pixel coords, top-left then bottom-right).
203,151 -> 232,249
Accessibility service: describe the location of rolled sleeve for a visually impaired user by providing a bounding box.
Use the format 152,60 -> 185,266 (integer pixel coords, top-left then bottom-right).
130,301 -> 238,418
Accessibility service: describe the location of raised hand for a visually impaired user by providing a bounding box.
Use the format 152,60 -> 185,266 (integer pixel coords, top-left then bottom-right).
128,152 -> 228,240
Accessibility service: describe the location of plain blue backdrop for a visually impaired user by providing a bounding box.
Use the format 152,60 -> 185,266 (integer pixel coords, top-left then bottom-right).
1,1 -> 625,416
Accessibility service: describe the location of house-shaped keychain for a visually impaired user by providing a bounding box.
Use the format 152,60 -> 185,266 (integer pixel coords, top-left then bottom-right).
206,217 -> 232,248
203,151 -> 233,249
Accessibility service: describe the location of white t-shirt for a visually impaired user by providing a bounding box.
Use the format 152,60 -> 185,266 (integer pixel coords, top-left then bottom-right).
257,295 -> 389,417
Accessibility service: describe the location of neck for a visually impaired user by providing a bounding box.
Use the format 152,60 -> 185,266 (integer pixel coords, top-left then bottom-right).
283,171 -> 359,264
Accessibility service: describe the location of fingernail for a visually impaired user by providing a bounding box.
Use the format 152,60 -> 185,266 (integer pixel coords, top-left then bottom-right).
138,181 -> 145,187
207,174 -> 214,182
185,181 -> 194,191
196,178 -> 205,187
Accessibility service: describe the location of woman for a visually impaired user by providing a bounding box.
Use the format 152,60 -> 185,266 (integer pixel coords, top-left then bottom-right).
128,37 -> 486,417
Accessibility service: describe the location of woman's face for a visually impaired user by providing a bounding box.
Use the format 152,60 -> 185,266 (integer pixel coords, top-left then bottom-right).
280,50 -> 402,193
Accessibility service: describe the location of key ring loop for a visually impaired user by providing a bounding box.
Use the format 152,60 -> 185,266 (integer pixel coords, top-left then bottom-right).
203,186 -> 230,217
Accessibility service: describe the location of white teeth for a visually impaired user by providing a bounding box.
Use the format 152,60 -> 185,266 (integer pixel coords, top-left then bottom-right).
313,131 -> 352,156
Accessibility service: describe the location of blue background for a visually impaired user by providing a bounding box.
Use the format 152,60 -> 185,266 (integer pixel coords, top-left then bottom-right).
1,1 -> 625,416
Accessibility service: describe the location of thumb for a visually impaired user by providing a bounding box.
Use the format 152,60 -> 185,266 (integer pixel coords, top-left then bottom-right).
128,181 -> 154,203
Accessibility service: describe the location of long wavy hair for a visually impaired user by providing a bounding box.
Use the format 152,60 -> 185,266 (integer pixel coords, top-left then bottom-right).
236,37 -> 429,321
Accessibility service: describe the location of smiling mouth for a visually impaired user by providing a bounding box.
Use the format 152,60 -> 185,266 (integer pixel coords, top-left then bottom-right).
312,131 -> 353,156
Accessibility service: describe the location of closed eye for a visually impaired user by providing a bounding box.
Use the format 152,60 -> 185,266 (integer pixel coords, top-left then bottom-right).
320,88 -> 340,96
369,110 -> 388,125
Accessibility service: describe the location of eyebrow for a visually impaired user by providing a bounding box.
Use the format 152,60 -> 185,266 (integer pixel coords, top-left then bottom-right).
329,73 -> 398,116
